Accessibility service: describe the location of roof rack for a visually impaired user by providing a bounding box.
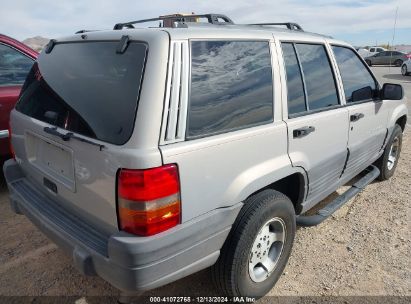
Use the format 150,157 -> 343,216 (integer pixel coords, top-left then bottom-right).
113,13 -> 234,30
248,22 -> 303,31
75,30 -> 98,34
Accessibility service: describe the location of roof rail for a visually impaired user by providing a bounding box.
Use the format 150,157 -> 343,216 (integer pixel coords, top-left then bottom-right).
75,30 -> 99,34
248,22 -> 303,31
113,13 -> 234,30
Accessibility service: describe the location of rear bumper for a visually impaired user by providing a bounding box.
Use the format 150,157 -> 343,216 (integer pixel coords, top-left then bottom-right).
3,159 -> 242,292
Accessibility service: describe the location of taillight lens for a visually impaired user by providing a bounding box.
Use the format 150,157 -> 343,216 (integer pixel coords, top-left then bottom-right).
117,164 -> 181,236
8,122 -> 15,159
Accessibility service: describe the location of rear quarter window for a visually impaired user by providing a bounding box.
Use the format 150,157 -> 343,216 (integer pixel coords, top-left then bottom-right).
187,40 -> 274,139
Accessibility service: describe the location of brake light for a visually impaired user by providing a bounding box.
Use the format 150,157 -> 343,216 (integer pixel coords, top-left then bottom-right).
117,164 -> 181,236
8,122 -> 15,159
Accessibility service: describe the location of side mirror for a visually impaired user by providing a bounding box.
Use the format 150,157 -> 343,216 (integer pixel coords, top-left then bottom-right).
381,83 -> 403,100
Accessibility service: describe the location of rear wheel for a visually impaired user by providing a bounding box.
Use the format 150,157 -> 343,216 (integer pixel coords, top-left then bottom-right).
401,64 -> 408,76
366,59 -> 372,66
394,59 -> 403,67
375,125 -> 403,181
211,190 -> 296,298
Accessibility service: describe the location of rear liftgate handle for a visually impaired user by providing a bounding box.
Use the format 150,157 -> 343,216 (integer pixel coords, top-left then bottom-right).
293,126 -> 316,138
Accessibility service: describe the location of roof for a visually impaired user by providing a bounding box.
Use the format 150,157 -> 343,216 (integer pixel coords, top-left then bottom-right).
162,24 -> 330,38
0,34 -> 38,58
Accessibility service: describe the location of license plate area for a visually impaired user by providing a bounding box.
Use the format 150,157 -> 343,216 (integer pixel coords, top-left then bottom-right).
25,131 -> 75,192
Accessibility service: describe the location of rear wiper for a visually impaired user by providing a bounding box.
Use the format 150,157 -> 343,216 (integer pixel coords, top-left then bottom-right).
43,127 -> 105,151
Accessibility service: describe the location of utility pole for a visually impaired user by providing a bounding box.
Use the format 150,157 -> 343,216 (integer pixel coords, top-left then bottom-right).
389,6 -> 399,72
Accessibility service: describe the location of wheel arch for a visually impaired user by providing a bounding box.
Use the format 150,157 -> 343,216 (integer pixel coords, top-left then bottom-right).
245,170 -> 307,215
396,115 -> 407,132
388,104 -> 408,133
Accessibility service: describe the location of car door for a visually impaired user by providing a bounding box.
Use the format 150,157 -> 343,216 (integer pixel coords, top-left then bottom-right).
280,42 -> 349,207
0,42 -> 34,156
331,45 -> 389,179
373,51 -> 386,64
382,51 -> 393,65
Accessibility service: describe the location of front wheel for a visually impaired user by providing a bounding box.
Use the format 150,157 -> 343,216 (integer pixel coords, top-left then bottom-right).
211,190 -> 296,298
375,125 -> 403,181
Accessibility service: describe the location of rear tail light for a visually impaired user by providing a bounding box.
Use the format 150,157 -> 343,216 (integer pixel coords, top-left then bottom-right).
117,164 -> 181,236
8,122 -> 15,159
407,54 -> 411,59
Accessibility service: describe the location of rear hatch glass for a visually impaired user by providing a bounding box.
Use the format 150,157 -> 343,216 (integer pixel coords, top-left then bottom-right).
16,41 -> 147,145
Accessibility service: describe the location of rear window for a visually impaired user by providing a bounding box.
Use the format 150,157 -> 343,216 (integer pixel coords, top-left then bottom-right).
16,41 -> 147,145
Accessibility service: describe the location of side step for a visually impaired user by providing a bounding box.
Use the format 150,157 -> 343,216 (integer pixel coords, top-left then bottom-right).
296,165 -> 380,227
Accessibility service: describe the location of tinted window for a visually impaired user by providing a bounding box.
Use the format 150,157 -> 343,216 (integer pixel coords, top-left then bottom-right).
295,44 -> 339,111
187,41 -> 273,139
370,48 -> 375,52
0,43 -> 34,87
16,42 -> 147,145
332,46 -> 377,103
281,43 -> 306,115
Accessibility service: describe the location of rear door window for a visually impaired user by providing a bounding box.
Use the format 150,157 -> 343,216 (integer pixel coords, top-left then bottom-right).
0,43 -> 34,87
294,43 -> 339,111
281,42 -> 339,116
16,41 -> 147,145
332,46 -> 377,103
281,43 -> 306,115
187,40 -> 273,139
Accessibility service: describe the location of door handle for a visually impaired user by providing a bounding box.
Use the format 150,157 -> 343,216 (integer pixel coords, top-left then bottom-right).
293,126 -> 315,138
350,113 -> 365,122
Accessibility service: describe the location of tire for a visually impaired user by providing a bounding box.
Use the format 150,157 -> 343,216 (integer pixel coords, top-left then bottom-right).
366,59 -> 372,66
401,64 -> 408,76
394,59 -> 403,67
375,125 -> 403,181
211,189 -> 296,298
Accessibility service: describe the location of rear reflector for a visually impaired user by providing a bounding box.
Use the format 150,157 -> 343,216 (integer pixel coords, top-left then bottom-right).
117,164 -> 181,236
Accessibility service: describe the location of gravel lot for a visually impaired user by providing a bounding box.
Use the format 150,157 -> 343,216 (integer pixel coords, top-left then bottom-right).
0,66 -> 409,302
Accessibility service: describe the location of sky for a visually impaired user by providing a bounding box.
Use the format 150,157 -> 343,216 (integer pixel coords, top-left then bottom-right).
0,0 -> 410,47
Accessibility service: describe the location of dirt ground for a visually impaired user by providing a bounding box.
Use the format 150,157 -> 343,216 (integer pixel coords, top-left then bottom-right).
0,66 -> 410,302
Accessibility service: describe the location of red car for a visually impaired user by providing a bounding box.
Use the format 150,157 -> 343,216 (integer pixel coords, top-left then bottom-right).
0,34 -> 38,158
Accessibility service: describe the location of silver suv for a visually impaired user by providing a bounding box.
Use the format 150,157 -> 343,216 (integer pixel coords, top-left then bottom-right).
3,14 -> 408,298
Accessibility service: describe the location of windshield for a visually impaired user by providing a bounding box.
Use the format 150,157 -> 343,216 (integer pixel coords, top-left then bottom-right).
16,41 -> 147,145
